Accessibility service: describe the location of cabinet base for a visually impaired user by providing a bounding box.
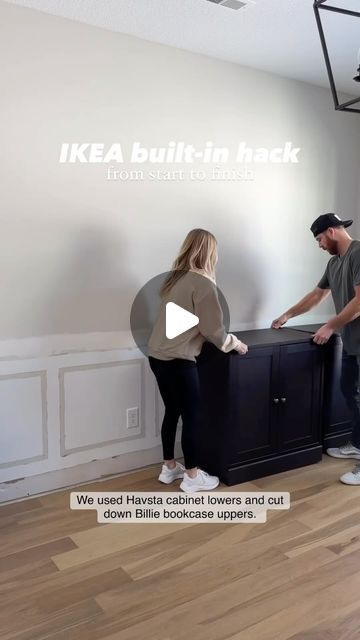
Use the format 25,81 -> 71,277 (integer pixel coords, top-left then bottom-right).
222,446 -> 323,485
323,430 -> 352,450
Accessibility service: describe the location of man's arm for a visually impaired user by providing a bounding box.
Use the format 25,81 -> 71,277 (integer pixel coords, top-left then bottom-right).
271,287 -> 330,329
313,285 -> 360,345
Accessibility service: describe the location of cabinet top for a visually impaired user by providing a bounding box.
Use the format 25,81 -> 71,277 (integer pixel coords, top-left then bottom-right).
289,323 -> 322,333
233,328 -> 315,347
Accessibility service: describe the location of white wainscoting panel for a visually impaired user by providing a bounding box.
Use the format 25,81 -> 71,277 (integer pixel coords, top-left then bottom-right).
59,359 -> 145,454
0,339 -> 185,502
0,371 -> 47,467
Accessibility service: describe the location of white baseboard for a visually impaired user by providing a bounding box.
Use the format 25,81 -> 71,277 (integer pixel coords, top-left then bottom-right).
0,442 -> 184,504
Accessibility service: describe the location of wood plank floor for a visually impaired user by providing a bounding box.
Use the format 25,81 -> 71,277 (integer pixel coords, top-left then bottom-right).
1,455 -> 360,640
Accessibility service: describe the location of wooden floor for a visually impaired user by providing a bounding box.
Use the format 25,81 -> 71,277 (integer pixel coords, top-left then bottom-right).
1,455 -> 360,640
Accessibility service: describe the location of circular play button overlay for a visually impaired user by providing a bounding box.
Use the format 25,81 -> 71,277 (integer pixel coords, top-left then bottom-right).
165,302 -> 199,339
130,271 -> 230,357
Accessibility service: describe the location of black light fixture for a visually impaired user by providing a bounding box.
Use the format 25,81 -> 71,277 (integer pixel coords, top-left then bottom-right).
313,0 -> 360,113
354,56 -> 360,83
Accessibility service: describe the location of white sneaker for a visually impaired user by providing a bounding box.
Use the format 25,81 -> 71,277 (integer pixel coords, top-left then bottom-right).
340,464 -> 360,485
158,461 -> 185,484
180,468 -> 219,493
326,442 -> 360,460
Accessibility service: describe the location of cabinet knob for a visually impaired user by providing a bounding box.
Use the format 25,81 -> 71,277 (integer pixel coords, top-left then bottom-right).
281,397 -> 286,403
273,398 -> 279,404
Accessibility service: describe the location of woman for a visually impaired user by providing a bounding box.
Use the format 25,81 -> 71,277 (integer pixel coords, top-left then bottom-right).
148,228 -> 248,493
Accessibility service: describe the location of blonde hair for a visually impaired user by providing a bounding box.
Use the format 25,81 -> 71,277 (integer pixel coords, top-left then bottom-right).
160,228 -> 218,297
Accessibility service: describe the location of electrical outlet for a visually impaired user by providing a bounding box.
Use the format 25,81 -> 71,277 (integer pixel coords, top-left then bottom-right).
126,407 -> 139,429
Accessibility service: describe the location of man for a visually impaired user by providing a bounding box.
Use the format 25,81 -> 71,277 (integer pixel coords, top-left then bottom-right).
272,213 -> 360,485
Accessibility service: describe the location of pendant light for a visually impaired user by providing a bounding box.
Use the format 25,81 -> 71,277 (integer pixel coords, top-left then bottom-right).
313,0 -> 360,113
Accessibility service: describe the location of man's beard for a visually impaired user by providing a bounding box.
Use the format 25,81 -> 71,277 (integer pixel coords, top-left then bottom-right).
326,239 -> 338,255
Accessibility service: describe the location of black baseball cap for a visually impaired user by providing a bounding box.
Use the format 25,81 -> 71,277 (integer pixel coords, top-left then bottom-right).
310,213 -> 353,237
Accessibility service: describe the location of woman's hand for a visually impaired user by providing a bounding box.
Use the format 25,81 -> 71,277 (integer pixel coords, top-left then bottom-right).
236,341 -> 248,355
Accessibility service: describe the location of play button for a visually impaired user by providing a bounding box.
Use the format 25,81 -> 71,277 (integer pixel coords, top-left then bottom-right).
166,302 -> 199,339
130,270 -> 230,357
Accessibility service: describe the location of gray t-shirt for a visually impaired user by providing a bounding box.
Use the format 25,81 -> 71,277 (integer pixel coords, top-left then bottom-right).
317,240 -> 360,354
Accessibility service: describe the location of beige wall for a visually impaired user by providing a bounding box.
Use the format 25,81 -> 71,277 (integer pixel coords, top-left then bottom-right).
1,0 -> 360,345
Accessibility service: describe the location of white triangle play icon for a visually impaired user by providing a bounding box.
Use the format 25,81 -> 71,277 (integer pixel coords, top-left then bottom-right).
166,302 -> 199,339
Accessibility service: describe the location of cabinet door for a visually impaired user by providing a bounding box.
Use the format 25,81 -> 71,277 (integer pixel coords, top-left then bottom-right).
277,343 -> 322,450
228,346 -> 280,464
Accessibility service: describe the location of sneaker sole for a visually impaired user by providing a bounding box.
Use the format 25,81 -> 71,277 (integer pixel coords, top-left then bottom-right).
326,451 -> 360,460
179,479 -> 220,493
158,474 -> 184,484
340,476 -> 360,485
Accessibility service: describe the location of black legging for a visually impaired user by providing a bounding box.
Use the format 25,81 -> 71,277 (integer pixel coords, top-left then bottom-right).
149,356 -> 201,469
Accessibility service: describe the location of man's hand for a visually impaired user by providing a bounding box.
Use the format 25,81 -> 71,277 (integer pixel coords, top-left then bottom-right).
271,313 -> 289,329
312,324 -> 334,345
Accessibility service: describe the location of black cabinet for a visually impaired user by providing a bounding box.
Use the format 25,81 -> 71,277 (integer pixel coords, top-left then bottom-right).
290,324 -> 352,448
196,328 -> 323,485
